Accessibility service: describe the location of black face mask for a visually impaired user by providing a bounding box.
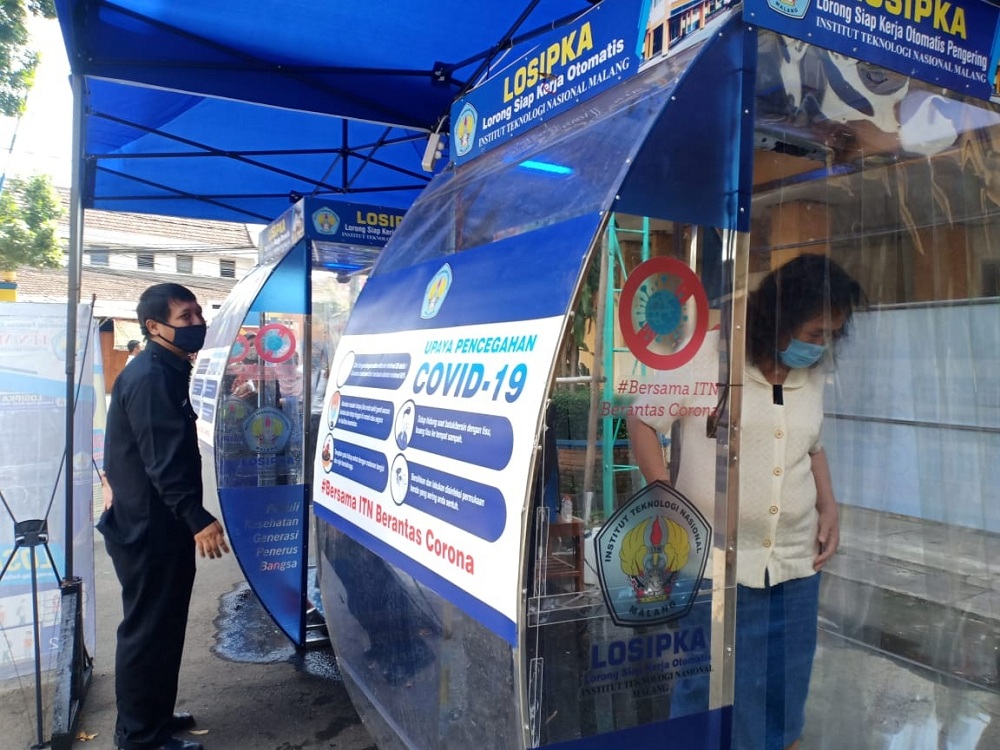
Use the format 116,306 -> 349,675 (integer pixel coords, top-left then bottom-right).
156,321 -> 207,353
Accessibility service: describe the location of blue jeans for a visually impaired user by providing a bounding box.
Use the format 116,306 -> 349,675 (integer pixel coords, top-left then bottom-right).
671,574 -> 821,750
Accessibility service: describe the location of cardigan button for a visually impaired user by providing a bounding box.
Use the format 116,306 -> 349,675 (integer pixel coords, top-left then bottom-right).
772,467 -> 783,476
774,429 -> 784,439
769,505 -> 779,514
763,539 -> 772,548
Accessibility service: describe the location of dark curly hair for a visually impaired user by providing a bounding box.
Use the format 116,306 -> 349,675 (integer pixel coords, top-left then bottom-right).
747,254 -> 864,368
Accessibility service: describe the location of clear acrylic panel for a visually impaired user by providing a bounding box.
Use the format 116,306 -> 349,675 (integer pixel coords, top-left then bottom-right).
526,217 -> 738,746
372,41 -> 707,277
528,28 -> 1000,748
215,310 -> 307,489
307,268 -> 365,462
749,30 -> 1000,749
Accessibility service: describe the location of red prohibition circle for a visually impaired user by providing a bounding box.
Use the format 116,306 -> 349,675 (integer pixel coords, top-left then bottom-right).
254,323 -> 297,364
229,334 -> 250,363
618,257 -> 709,371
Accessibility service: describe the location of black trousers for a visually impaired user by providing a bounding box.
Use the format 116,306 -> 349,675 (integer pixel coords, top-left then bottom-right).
105,537 -> 196,749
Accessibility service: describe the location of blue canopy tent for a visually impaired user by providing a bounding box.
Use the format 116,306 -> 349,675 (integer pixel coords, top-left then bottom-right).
47,1 -> 605,745
42,0 -> 1000,748
55,0 -> 605,221
53,0 -> 608,561
76,79 -> 432,222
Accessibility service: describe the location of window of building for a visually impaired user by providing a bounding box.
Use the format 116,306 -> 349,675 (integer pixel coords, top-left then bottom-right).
983,259 -> 1000,297
88,250 -> 109,267
219,259 -> 236,278
651,25 -> 663,56
137,253 -> 155,270
176,254 -> 193,274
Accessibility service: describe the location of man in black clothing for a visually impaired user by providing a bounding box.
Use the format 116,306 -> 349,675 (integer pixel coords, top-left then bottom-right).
98,283 -> 229,750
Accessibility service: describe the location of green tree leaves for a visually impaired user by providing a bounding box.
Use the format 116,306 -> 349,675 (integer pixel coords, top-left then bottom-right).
0,173 -> 61,271
0,0 -> 56,116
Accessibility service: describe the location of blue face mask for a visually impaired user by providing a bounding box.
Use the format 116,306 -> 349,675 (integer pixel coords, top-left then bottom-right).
779,338 -> 826,369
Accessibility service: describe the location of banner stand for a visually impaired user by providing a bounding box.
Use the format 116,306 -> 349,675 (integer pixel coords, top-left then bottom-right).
0,520 -> 57,748
49,577 -> 93,750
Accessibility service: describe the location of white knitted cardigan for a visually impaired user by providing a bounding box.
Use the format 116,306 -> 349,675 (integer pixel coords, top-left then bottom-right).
636,333 -> 826,588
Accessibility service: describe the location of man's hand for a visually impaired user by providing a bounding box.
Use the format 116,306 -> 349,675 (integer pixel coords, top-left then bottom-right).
194,520 -> 231,559
101,474 -> 114,511
232,379 -> 256,399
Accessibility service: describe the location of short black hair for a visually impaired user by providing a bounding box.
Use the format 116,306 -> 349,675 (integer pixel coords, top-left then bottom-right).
747,254 -> 864,367
136,283 -> 197,338
127,339 -> 141,353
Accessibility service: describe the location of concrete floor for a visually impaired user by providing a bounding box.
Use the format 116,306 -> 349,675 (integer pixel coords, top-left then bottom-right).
805,631 -> 1000,749
4,501 -> 1000,749
0,531 -> 375,750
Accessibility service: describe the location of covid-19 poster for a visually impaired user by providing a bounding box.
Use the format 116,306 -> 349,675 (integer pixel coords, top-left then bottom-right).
312,214 -> 600,644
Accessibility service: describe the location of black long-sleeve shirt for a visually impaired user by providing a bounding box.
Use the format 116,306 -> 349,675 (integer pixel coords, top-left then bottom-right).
98,340 -> 215,553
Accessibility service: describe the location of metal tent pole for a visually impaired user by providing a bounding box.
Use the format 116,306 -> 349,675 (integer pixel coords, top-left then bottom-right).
64,73 -> 86,581
49,70 -> 94,750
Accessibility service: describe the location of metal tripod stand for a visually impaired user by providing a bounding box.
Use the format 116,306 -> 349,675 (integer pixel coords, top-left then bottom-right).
0,511 -> 63,749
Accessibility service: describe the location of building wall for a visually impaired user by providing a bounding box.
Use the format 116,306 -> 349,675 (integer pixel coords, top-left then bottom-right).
84,250 -> 255,280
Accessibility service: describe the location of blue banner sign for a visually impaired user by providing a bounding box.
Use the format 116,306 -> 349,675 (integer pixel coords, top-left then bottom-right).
220,484 -> 307,641
450,0 -> 647,165
402,461 -> 507,542
258,197 -> 406,263
332,395 -> 395,440
407,405 -> 514,470
322,437 -> 389,492
745,0 -> 1000,101
258,201 -> 305,264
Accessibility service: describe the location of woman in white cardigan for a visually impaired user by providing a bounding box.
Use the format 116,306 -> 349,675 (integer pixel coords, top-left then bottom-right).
629,254 -> 864,750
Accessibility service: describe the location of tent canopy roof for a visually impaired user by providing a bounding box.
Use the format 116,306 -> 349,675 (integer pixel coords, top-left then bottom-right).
56,0 -> 599,223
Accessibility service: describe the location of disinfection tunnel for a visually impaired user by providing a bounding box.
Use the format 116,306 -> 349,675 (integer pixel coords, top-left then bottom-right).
191,197 -> 404,647
310,1 -> 1000,748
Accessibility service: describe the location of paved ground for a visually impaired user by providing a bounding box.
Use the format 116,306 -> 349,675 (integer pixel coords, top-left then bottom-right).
3,502 -> 1000,749
807,504 -> 1000,749
0,502 -> 375,750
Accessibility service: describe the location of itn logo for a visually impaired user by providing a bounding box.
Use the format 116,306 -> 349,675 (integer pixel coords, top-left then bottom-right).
766,0 -> 810,19
421,264 -> 452,319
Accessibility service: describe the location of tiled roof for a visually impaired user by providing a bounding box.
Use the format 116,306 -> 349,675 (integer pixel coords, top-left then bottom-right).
57,188 -> 260,250
5,189 -> 261,317
13,264 -> 238,309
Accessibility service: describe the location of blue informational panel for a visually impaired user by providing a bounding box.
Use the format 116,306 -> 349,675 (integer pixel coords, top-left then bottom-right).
312,213 -> 601,645
260,197 -> 406,263
744,0 -> 1000,101
219,483 -> 307,639
450,0 -> 648,165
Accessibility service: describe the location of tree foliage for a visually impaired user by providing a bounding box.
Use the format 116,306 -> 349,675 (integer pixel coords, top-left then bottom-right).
0,0 -> 56,117
0,173 -> 61,271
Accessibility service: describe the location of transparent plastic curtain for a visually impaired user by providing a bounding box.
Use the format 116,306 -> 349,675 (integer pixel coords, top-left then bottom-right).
752,30 -> 1000,749
532,216 -> 738,743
